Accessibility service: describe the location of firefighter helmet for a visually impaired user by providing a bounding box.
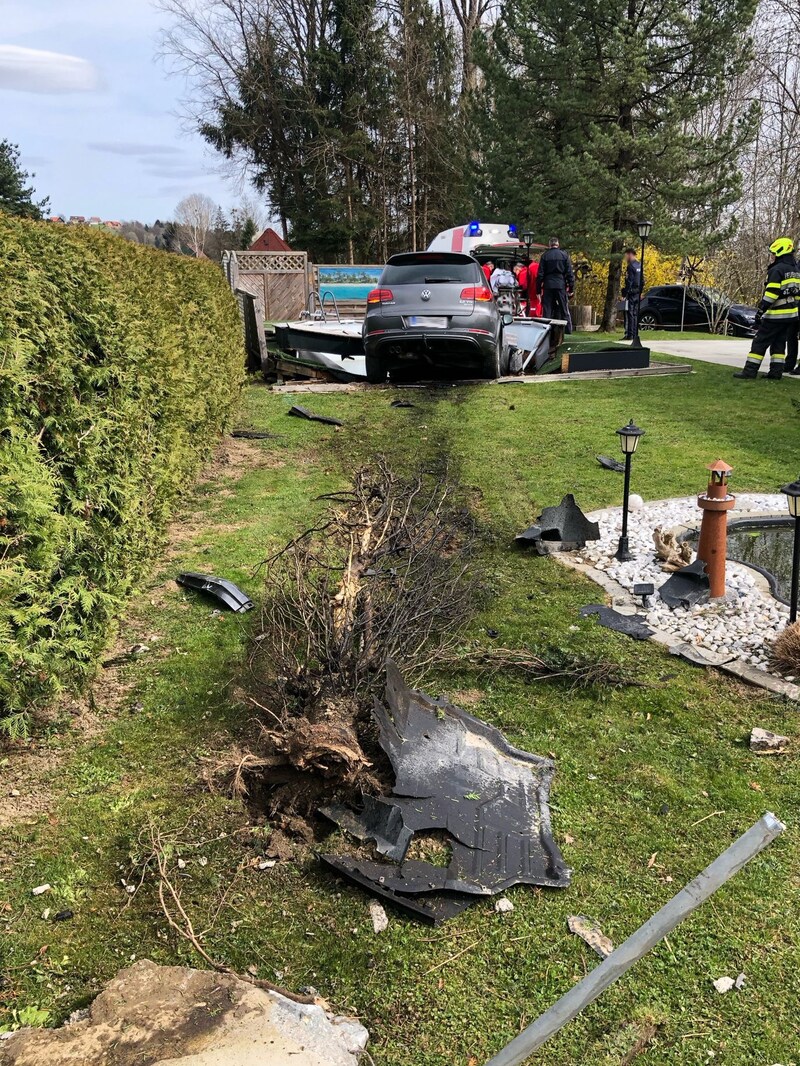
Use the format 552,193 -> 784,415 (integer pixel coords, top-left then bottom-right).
769,236 -> 794,257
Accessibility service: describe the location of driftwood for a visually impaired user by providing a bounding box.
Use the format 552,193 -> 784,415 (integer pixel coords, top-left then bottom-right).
652,525 -> 693,571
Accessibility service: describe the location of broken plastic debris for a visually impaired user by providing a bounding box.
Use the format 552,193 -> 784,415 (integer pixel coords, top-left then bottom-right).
596,455 -> 625,473
516,494 -> 601,551
580,604 -> 654,641
659,559 -> 710,609
567,915 -> 614,958
320,662 -> 569,923
176,572 -> 253,613
31,884 -> 51,896
712,976 -> 735,994
287,404 -> 344,427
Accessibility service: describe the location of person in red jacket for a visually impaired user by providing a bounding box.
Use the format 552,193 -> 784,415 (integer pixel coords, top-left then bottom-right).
482,260 -> 494,284
526,259 -> 542,317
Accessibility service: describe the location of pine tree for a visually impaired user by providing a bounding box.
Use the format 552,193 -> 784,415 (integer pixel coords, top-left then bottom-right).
479,0 -> 758,326
0,141 -> 49,219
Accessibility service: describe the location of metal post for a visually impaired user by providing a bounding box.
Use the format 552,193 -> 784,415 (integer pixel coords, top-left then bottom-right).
615,452 -> 632,560
633,236 -> 646,348
791,517 -> 800,623
484,812 -> 785,1066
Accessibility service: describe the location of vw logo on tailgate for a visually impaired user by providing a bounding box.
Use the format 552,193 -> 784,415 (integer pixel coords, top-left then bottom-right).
420,289 -> 431,301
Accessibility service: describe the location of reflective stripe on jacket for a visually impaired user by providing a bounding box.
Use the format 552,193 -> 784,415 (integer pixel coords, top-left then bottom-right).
760,254 -> 800,318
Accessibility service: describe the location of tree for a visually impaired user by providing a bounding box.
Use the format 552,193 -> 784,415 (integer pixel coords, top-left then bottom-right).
159,0 -> 464,260
174,192 -> 219,256
479,0 -> 758,327
0,140 -> 49,219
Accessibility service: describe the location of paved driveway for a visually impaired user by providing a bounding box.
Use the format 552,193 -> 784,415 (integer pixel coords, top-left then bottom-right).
651,337 -> 750,368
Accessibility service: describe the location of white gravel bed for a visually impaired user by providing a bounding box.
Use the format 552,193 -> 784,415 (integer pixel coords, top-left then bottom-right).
578,494 -> 791,673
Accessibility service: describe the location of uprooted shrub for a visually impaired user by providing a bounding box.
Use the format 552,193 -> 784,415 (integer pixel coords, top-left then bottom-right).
238,462 -> 479,813
0,216 -> 243,737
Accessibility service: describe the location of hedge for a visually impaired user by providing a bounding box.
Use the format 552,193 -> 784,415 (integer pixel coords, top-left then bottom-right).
0,217 -> 243,736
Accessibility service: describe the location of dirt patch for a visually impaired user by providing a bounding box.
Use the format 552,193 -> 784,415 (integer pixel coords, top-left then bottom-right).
197,434 -> 277,485
447,687 -> 484,709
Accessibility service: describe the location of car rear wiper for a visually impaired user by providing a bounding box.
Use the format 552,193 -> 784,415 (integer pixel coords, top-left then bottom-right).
424,277 -> 459,283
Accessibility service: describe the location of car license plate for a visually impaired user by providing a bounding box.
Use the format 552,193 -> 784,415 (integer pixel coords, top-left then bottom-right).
407,316 -> 448,328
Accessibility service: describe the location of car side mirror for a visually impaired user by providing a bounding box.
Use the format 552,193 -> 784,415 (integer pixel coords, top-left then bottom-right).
502,313 -> 514,326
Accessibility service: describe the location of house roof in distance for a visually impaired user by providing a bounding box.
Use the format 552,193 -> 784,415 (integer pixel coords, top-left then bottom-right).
249,226 -> 292,252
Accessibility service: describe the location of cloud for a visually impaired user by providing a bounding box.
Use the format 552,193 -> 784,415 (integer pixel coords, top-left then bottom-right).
144,163 -> 209,179
0,45 -> 100,93
89,142 -> 177,157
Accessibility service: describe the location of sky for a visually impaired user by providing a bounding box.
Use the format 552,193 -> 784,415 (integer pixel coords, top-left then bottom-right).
1,1 -> 245,221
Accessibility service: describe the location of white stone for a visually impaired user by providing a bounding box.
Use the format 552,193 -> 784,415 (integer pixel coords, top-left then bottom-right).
713,976 -> 735,994
369,900 -> 389,933
495,897 -> 515,914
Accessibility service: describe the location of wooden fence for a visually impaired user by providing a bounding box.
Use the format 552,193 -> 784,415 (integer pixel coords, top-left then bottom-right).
223,250 -> 310,323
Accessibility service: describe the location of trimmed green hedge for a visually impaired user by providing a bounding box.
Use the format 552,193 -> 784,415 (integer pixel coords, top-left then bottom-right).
0,217 -> 243,736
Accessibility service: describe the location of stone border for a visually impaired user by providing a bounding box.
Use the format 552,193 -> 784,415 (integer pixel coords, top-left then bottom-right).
555,500 -> 800,703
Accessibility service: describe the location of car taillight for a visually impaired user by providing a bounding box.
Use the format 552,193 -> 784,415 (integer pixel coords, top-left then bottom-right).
367,288 -> 394,304
460,286 -> 493,301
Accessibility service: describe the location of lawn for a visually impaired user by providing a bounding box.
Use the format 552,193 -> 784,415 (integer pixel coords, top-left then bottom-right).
2,357 -> 799,1065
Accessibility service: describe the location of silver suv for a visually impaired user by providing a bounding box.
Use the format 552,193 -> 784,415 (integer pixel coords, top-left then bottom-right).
362,252 -> 508,382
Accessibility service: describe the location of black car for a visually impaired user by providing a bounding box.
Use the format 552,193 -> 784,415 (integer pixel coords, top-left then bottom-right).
638,285 -> 757,336
362,251 -> 511,382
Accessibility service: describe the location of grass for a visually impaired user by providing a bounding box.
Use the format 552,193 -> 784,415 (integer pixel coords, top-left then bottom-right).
2,358 -> 799,1064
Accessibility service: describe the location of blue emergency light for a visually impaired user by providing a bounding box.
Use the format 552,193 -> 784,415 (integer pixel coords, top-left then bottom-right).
468,220 -> 483,237
507,224 -> 518,238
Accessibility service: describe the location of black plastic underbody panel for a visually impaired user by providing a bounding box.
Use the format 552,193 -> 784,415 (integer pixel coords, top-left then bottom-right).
320,663 -> 570,922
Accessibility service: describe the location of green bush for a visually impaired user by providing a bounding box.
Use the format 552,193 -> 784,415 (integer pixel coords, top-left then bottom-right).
0,217 -> 243,735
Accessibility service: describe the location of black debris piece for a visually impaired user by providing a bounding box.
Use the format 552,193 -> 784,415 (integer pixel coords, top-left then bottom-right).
596,455 -> 625,473
321,662 -> 570,923
516,524 -> 543,544
287,404 -> 343,427
516,494 -> 600,551
230,429 -> 274,440
320,795 -> 412,863
176,572 -> 254,613
320,856 -> 471,924
390,399 -> 416,408
53,909 -> 74,922
658,559 -> 710,609
580,604 -> 654,640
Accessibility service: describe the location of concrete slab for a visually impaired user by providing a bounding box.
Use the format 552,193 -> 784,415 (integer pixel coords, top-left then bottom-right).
0,960 -> 369,1066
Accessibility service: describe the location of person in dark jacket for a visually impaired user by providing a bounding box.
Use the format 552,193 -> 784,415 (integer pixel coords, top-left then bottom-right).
734,237 -> 800,380
621,248 -> 642,340
537,238 -> 575,349
785,249 -> 800,375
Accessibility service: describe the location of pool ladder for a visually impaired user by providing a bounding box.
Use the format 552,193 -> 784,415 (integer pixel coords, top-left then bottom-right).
301,289 -> 342,323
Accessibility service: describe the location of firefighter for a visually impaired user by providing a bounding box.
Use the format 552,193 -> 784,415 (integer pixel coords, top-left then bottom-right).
734,237 -> 800,380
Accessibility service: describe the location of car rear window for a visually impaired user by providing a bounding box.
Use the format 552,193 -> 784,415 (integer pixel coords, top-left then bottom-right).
381,261 -> 481,284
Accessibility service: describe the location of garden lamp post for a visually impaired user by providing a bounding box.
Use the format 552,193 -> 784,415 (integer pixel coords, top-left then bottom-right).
780,477 -> 800,623
615,420 -> 645,561
634,220 -> 653,347
522,231 -> 535,259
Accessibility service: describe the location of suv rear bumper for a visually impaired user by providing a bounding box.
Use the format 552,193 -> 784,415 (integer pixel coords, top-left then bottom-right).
364,327 -> 497,367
